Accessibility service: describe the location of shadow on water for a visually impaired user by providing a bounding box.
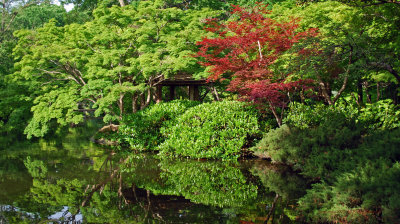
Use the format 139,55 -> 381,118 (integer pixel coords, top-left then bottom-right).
0,124 -> 311,223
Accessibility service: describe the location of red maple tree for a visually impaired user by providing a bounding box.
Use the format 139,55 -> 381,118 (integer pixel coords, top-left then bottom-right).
196,4 -> 318,126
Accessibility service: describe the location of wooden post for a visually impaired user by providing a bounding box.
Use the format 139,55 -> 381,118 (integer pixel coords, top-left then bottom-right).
189,85 -> 200,101
169,86 -> 175,101
155,85 -> 162,103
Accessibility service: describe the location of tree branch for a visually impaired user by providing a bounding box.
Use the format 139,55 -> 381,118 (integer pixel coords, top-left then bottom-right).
368,61 -> 400,84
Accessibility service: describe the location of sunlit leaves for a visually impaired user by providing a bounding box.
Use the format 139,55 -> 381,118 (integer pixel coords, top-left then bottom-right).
13,2 -> 220,138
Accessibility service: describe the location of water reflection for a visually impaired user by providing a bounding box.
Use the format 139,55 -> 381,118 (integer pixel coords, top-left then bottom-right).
0,129 -> 310,223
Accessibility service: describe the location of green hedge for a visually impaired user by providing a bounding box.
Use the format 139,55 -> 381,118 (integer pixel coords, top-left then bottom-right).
157,101 -> 263,159
119,100 -> 200,150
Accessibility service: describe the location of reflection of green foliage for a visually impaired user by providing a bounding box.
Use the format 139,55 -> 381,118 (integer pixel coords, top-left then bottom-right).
251,162 -> 308,202
250,161 -> 309,223
2,143 -> 311,224
23,157 -> 47,178
0,208 -> 36,224
120,100 -> 200,150
31,179 -> 84,213
82,190 -> 135,224
159,159 -> 258,208
158,101 -> 263,159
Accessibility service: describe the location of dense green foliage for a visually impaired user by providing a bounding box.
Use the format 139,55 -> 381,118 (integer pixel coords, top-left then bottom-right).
158,159 -> 259,208
119,100 -> 200,150
1,0 -> 400,222
254,101 -> 400,222
359,99 -> 400,131
158,101 -> 263,159
9,1 -> 220,139
0,2 -> 69,144
297,130 -> 400,223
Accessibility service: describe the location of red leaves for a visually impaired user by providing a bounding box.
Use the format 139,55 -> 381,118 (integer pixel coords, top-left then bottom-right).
196,4 -> 317,112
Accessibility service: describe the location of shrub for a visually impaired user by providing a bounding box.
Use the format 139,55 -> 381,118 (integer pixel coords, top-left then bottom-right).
283,102 -> 357,130
157,101 -> 263,159
299,157 -> 400,223
119,100 -> 200,150
255,101 -> 400,223
253,103 -> 363,179
359,99 -> 400,131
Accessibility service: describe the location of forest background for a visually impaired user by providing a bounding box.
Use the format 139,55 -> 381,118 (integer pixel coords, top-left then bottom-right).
1,0 -> 400,223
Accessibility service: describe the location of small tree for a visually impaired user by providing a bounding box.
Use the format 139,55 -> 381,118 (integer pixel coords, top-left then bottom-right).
196,4 -> 317,126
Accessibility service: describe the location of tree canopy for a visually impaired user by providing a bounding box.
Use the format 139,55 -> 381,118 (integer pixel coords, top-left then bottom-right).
12,1 -> 219,138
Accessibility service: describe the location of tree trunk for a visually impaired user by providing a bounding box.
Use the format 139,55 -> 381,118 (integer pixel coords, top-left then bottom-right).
376,82 -> 380,102
316,75 -> 333,105
365,81 -> 371,103
269,104 -> 282,127
140,88 -> 152,110
211,86 -> 220,101
357,79 -> 363,105
155,85 -> 162,103
118,93 -> 125,119
300,89 -> 305,104
132,92 -> 139,113
118,0 -> 125,7
140,92 -> 146,109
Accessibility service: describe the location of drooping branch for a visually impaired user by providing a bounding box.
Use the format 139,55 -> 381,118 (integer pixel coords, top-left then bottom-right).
368,61 -> 400,84
49,60 -> 87,86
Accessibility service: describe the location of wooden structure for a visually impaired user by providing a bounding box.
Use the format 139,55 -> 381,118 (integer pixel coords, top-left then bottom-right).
154,74 -> 208,102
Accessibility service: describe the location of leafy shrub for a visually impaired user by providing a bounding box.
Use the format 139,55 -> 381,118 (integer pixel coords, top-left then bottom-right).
298,129 -> 400,223
158,101 -> 263,159
254,104 -> 363,179
119,100 -> 200,150
283,102 -> 358,129
359,99 -> 400,131
256,101 -> 400,223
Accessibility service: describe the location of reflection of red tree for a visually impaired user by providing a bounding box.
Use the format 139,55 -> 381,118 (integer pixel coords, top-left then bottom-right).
239,220 -> 254,224
196,4 -> 317,126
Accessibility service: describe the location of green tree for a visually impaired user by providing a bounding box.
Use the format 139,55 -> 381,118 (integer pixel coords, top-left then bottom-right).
0,2 -> 67,143
13,1 -> 219,138
271,1 -> 400,105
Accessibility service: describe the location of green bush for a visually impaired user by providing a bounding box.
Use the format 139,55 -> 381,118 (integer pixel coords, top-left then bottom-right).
298,129 -> 400,223
254,104 -> 363,179
359,99 -> 400,131
157,101 -> 263,159
255,101 -> 400,223
119,100 -> 200,150
283,102 -> 358,130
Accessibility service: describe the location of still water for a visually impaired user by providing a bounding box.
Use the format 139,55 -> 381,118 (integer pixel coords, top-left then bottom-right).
0,126 -> 309,223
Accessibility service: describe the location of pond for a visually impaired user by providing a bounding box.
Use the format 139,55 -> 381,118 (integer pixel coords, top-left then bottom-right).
0,125 -> 310,224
